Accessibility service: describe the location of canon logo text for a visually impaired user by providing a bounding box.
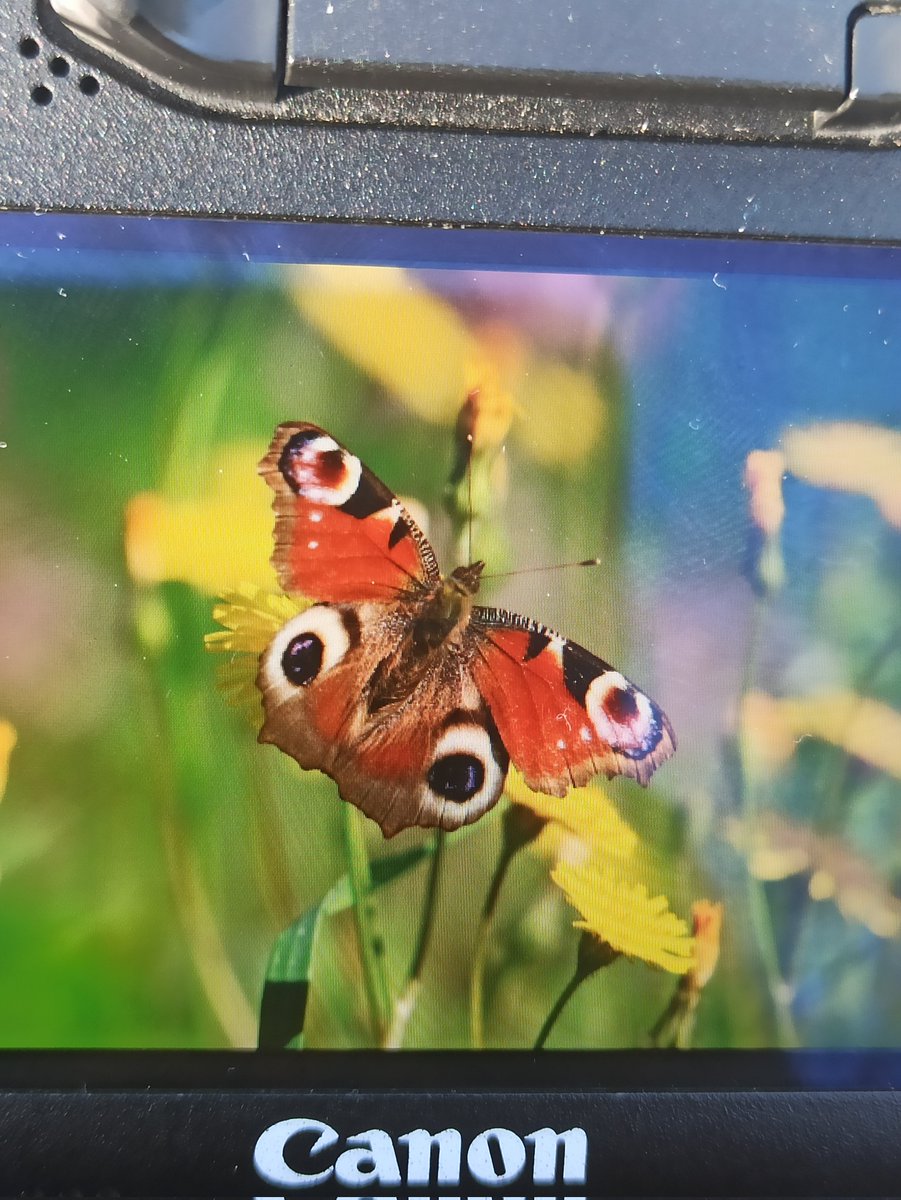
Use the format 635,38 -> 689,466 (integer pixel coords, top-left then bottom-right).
254,1117 -> 588,1191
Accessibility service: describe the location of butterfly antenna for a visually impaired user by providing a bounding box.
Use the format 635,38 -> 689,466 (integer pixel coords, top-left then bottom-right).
481,557 -> 603,581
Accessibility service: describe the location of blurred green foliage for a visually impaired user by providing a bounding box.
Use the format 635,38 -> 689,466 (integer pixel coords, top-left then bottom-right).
0,263 -> 899,1052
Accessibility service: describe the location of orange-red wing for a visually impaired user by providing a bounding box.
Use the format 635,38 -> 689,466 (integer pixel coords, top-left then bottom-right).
470,608 -> 676,796
256,599 -> 509,837
259,422 -> 440,602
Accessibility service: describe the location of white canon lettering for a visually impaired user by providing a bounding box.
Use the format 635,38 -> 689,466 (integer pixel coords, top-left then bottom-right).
399,1128 -> 463,1187
526,1126 -> 588,1186
253,1117 -> 339,1189
334,1129 -> 402,1188
466,1127 -> 527,1187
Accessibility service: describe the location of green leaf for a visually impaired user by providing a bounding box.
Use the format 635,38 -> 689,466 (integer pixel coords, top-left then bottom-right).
257,841 -> 432,1049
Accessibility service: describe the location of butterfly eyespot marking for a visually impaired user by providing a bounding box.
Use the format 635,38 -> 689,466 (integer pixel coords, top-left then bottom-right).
278,430 -> 362,507
418,722 -> 508,830
585,671 -> 662,760
427,753 -> 484,802
260,605 -> 354,701
281,633 -> 323,687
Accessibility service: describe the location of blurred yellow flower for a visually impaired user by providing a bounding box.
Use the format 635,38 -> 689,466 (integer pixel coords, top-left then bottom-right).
295,265 -> 476,424
125,442 -> 275,595
649,898 -> 723,1048
504,771 -> 639,864
744,449 -> 786,537
458,329 -> 518,456
0,721 -> 16,801
552,854 -> 693,974
689,899 -> 724,989
782,422 -> 901,529
516,357 -> 606,468
742,689 -> 901,780
205,585 -> 307,724
292,265 -> 605,466
744,448 -> 786,592
727,811 -> 901,938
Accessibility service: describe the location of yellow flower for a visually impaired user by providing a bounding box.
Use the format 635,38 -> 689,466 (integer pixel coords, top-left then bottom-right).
552,854 -> 693,974
0,721 -> 16,801
744,449 -> 787,593
688,899 -> 723,989
648,897 -> 723,1048
744,450 -> 786,537
504,771 -> 639,863
292,265 -> 605,466
457,327 -> 518,456
782,422 -> 901,529
727,811 -> 901,938
205,585 -> 307,724
125,442 -> 275,595
741,689 -> 901,781
295,265 -> 476,424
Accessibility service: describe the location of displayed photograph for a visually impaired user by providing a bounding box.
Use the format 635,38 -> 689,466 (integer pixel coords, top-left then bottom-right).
0,220 -> 899,1051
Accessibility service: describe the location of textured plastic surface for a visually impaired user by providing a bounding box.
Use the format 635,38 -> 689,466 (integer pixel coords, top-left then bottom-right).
0,0 -> 896,237
48,0 -> 282,98
819,7 -> 901,133
287,0 -> 848,99
1,1051 -> 901,1196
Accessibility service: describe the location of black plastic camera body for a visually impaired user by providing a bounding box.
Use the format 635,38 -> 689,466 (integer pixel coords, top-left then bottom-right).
2,1 -> 901,1196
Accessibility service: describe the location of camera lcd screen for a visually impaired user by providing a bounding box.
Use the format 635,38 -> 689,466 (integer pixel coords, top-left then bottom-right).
0,215 -> 899,1056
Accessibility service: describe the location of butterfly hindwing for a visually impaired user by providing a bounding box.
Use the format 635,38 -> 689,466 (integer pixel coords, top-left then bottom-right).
470,606 -> 675,795
259,423 -> 440,603
257,599 -> 509,837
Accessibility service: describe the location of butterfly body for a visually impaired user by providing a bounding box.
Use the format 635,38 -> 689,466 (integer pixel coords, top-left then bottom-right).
257,423 -> 674,837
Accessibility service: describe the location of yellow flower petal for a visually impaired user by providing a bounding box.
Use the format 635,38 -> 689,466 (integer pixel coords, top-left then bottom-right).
782,422 -> 901,529
205,585 -> 308,727
125,443 -> 275,595
0,721 -> 16,801
552,854 -> 693,974
206,585 -> 305,653
505,771 -> 639,861
294,265 -> 475,424
292,265 -> 605,465
741,689 -> 901,780
516,357 -> 606,466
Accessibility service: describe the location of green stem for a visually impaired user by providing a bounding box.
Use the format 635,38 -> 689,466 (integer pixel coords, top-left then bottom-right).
533,970 -> 584,1051
469,805 -> 547,1048
534,933 -> 618,1050
469,848 -> 511,1049
342,805 -> 391,1043
409,829 -> 446,982
649,980 -> 699,1050
739,594 -> 799,1048
384,830 -> 446,1048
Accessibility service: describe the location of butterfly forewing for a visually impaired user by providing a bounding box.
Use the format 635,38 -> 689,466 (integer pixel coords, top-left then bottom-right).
259,422 -> 440,603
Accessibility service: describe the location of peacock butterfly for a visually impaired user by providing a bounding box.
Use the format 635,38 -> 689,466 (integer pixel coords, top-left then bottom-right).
256,423 -> 675,837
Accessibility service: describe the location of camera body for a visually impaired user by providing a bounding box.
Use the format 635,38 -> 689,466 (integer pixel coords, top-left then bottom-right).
1,0 -> 899,239
2,1 -> 901,1195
